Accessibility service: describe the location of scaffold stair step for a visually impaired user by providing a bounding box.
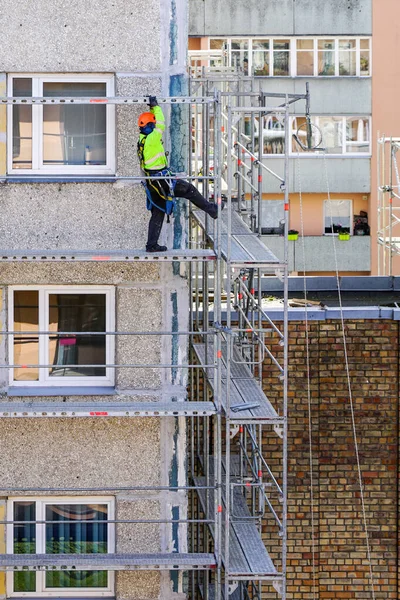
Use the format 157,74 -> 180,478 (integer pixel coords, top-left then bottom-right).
192,343 -> 280,423
0,553 -> 216,571
0,400 -> 217,418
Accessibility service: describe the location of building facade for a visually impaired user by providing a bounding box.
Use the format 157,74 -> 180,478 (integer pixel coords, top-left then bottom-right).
189,0 -> 377,275
0,1 -> 192,599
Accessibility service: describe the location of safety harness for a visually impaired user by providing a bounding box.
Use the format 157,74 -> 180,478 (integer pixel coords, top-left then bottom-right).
137,136 -> 176,223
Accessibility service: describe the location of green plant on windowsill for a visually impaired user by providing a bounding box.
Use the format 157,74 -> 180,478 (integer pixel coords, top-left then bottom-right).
288,229 -> 299,241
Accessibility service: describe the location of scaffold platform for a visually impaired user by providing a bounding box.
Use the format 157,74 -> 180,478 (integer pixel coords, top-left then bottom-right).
0,249 -> 216,263
0,553 -> 216,571
192,343 -> 281,423
0,400 -> 217,418
194,475 -> 278,579
192,210 -> 282,268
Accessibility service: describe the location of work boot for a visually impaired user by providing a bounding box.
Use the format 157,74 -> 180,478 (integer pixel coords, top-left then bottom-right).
208,200 -> 226,220
146,244 -> 168,253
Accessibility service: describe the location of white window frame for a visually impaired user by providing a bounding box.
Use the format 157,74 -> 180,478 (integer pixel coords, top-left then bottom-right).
7,496 -> 115,597
208,37 -> 372,78
323,199 -> 353,235
8,285 -> 115,388
261,115 -> 371,157
7,74 -> 116,176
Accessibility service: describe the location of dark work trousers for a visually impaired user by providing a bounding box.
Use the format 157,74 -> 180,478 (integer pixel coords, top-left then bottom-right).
145,177 -> 217,250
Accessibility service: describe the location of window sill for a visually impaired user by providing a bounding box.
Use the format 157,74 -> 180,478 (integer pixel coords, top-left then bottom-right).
8,387 -> 116,397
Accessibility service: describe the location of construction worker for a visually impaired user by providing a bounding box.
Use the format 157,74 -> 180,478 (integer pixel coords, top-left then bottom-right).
138,96 -> 221,252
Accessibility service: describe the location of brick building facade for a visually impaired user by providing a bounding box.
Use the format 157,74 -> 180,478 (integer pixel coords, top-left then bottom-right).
259,318 -> 398,599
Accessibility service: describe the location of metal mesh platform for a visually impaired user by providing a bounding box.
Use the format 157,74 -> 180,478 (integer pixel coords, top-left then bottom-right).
0,553 -> 216,571
192,210 -> 282,267
0,401 -> 217,418
194,476 -> 277,579
0,249 -> 216,263
192,344 -> 281,423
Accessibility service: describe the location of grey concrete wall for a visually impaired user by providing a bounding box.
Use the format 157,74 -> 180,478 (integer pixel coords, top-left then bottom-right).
262,234 -> 371,272
262,157 -> 371,194
190,0 -> 372,36
260,78 -> 372,116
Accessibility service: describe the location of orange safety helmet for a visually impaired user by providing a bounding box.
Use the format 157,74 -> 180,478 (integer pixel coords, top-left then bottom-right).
138,112 -> 156,128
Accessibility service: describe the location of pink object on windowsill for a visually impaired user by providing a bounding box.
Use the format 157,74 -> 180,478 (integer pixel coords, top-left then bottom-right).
59,337 -> 77,346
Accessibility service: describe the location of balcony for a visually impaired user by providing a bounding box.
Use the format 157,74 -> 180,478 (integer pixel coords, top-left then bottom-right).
261,234 -> 371,272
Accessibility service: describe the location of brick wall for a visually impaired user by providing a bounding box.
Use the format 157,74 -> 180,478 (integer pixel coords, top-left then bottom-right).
261,319 -> 399,599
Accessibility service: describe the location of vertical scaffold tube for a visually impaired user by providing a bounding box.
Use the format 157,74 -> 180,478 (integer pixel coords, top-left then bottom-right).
214,90 -> 223,600
281,97 -> 290,600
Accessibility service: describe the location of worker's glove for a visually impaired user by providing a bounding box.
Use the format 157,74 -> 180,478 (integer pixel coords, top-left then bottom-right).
148,96 -> 158,108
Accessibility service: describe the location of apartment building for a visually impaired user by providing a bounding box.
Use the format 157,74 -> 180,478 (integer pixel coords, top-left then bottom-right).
0,1 -> 196,600
189,0 -> 374,275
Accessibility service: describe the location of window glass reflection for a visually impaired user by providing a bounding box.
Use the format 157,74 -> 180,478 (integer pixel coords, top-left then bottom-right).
13,290 -> 39,381
46,503 -> 108,589
48,294 -> 106,377
43,82 -> 106,167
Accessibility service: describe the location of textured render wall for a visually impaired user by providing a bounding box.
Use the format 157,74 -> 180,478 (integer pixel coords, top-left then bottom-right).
260,318 -> 398,599
0,0 -> 190,597
189,0 -> 372,36
0,0 -> 161,72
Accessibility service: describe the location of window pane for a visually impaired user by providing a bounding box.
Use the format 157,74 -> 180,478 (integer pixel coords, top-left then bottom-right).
319,117 -> 343,153
261,200 -> 284,234
45,503 -> 108,589
253,40 -> 269,76
273,40 -> 290,50
13,290 -> 39,381
231,52 -> 249,74
346,118 -> 370,152
273,52 -> 289,75
297,39 -> 313,50
339,50 -> 356,75
360,39 -> 370,50
43,82 -> 106,166
339,39 -> 356,50
48,294 -> 106,378
297,51 -> 314,76
14,502 -> 36,592
360,51 -> 370,76
210,38 -> 225,50
260,116 -> 285,154
325,200 -> 351,233
12,78 -> 32,169
231,39 -> 248,51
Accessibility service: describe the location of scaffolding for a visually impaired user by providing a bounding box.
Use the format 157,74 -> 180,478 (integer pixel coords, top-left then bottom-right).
377,135 -> 400,275
0,82 -> 310,600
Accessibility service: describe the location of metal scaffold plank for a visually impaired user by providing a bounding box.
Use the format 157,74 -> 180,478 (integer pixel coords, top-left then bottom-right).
0,553 -> 216,571
0,401 -> 217,418
0,249 -> 216,263
192,343 -> 281,423
192,210 -> 282,267
194,476 -> 278,579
